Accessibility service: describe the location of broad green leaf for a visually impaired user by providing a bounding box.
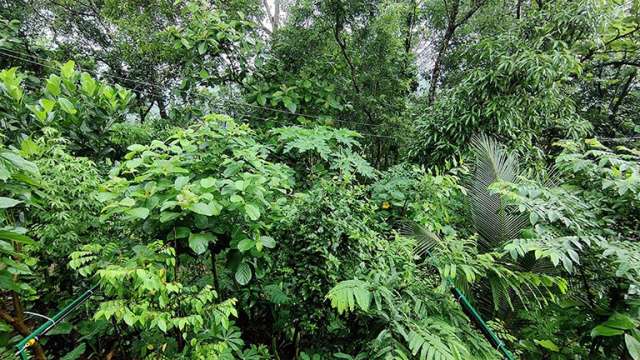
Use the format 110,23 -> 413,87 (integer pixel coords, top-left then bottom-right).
175,227 -> 191,239
0,230 -> 35,244
60,60 -> 75,78
127,144 -> 146,152
0,273 -> 22,291
0,164 -> 9,181
58,97 -> 77,115
39,98 -> 55,113
159,211 -> 180,223
189,202 -> 213,216
80,72 -> 97,96
237,239 -> 255,252
127,207 -> 150,220
0,197 -> 21,209
535,339 -> 560,352
125,158 -> 143,170
198,41 -> 207,55
200,177 -> 216,189
591,325 -> 625,337
0,150 -> 38,174
157,318 -> 167,333
625,334 -> 640,360
256,93 -> 267,106
603,313 -> 636,330
234,180 -> 245,191
189,232 -> 215,255
119,198 -> 135,207
210,201 -> 222,216
46,75 -> 61,96
235,262 -> 252,285
260,236 -> 276,249
175,176 -> 189,190
244,204 -> 260,220
283,97 -> 297,113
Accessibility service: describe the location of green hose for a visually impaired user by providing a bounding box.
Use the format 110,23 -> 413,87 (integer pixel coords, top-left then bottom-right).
449,285 -> 516,360
15,284 -> 98,359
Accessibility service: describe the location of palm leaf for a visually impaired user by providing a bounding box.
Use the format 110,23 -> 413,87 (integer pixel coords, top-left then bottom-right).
468,134 -> 528,251
398,220 -> 442,258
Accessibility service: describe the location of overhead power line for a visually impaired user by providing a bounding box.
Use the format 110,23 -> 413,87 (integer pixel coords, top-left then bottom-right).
0,48 -> 410,141
0,47 -> 397,131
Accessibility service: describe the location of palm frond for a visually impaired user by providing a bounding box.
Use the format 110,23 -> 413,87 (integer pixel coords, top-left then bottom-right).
468,134 -> 528,251
399,220 -> 442,258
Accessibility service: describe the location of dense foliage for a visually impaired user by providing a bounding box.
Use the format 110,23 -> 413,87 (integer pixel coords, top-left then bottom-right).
1,0 -> 640,359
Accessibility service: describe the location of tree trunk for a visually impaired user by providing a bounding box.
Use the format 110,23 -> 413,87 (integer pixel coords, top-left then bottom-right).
427,0 -> 459,105
0,305 -> 47,360
608,70 -> 636,126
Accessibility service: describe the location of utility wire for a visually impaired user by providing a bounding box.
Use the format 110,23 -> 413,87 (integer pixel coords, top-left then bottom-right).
0,47 -> 405,138
0,49 -> 411,141
0,47 -> 393,130
10,78 -> 408,141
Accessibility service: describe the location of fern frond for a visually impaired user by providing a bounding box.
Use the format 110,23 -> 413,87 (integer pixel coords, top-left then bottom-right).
326,279 -> 372,315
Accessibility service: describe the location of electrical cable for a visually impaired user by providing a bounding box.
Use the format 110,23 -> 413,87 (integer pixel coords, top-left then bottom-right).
0,46 -> 396,130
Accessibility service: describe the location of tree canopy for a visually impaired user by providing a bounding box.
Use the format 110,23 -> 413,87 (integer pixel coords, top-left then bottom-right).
1,0 -> 640,359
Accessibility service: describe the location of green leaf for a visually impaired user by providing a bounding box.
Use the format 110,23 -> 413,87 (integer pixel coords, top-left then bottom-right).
235,262 -> 252,285
535,339 -> 560,352
127,207 -> 150,220
244,204 -> 260,220
175,227 -> 191,239
1,150 -> 38,174
47,322 -> 73,335
58,97 -> 77,115
260,236 -> 276,249
189,202 -> 213,216
157,318 -> 167,333
198,41 -> 207,55
119,198 -> 135,207
200,177 -> 216,188
326,279 -> 371,314
263,284 -> 289,304
625,334 -> 640,360
0,197 -> 21,209
80,72 -> 97,96
39,98 -> 55,113
237,239 -> 255,252
0,230 -> 35,244
603,313 -> 636,330
174,176 -> 190,190
60,60 -> 75,78
0,164 -> 9,181
46,75 -> 61,96
0,273 -> 22,291
127,144 -> 146,152
159,211 -> 181,223
125,158 -> 143,170
591,325 -> 625,337
283,97 -> 297,113
189,232 -> 215,255
256,93 -> 267,106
